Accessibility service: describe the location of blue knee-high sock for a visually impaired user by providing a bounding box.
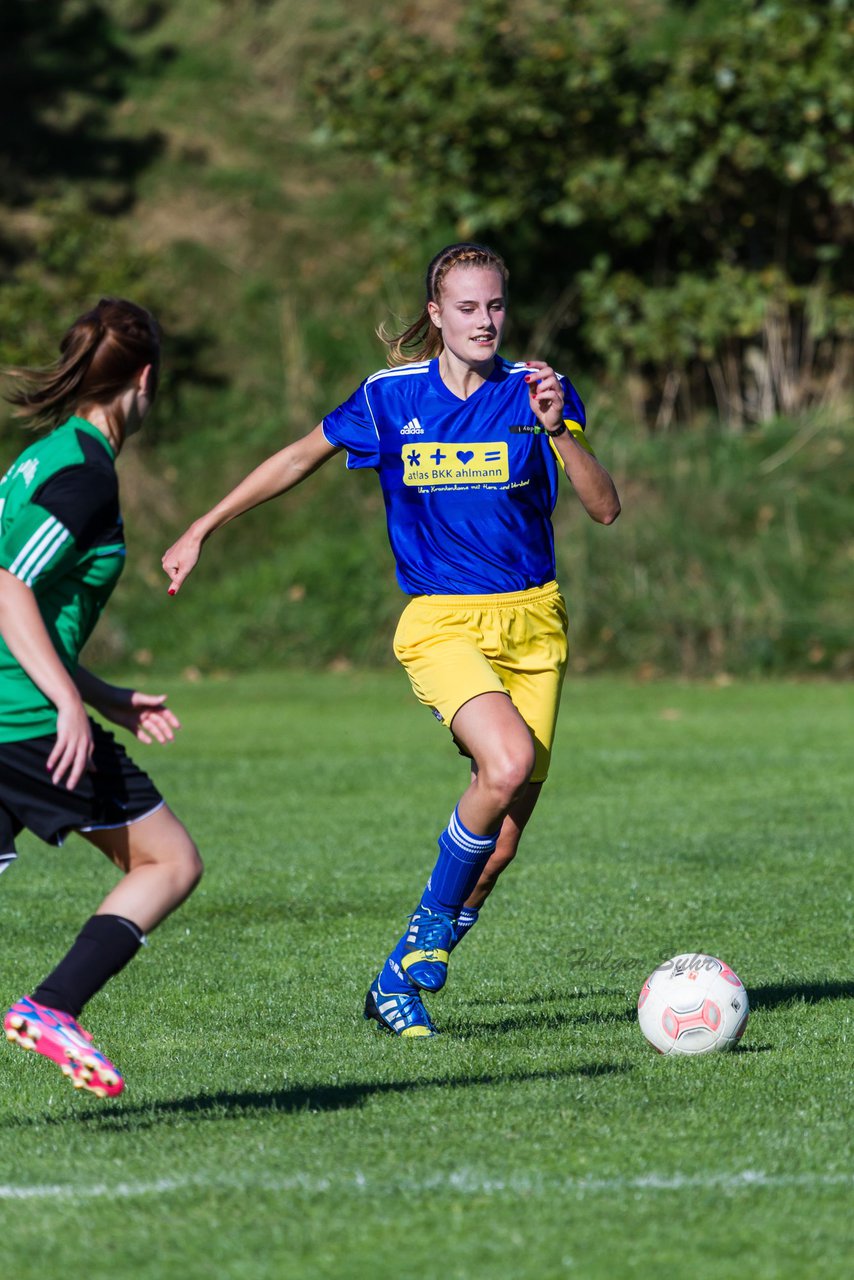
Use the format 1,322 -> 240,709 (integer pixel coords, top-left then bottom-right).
376,810 -> 497,993
420,807 -> 499,915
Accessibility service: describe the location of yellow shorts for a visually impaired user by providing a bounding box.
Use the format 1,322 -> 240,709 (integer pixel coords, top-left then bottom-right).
393,581 -> 568,784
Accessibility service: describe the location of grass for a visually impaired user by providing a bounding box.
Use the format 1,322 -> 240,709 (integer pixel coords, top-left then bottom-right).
1,671 -> 852,1278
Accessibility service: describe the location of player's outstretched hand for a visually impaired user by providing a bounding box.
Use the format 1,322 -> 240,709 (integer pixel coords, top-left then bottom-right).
161,528 -> 203,596
108,691 -> 181,745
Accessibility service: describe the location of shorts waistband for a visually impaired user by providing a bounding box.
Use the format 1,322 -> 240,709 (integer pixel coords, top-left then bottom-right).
407,581 -> 562,610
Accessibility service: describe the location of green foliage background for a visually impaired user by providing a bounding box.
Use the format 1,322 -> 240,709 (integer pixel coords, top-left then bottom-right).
0,0 -> 851,678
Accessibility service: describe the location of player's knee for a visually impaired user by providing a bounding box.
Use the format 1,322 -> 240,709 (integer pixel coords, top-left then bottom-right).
155,810 -> 203,894
146,830 -> 202,898
176,839 -> 203,896
484,747 -> 535,808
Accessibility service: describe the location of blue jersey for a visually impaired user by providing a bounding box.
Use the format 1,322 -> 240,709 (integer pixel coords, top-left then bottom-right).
322,356 -> 586,595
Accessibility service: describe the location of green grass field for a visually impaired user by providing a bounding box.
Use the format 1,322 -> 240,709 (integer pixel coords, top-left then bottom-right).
1,672 -> 852,1279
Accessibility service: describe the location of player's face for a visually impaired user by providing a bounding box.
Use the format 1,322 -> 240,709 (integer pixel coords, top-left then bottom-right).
428,266 -> 506,367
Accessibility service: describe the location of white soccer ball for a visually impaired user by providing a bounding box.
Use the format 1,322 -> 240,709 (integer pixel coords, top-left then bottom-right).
637,953 -> 749,1055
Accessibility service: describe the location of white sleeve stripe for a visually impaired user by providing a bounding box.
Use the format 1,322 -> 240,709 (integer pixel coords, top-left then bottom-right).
364,363 -> 431,385
9,516 -> 62,575
21,524 -> 71,586
9,518 -> 71,586
16,526 -> 67,584
23,527 -> 71,586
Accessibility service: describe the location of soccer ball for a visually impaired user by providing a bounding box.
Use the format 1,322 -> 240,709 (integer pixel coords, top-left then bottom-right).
637,953 -> 749,1055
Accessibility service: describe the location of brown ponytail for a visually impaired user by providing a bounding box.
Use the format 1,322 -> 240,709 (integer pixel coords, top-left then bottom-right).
4,298 -> 161,432
379,242 -> 509,367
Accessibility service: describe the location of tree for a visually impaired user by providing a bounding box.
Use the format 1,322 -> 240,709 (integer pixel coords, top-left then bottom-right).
311,0 -> 853,426
0,1 -> 165,394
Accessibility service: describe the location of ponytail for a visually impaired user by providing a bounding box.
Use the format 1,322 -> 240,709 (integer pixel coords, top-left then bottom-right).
4,298 -> 161,432
378,310 -> 444,367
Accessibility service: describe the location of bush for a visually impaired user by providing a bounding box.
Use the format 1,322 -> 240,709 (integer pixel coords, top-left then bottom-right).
310,0 -> 854,426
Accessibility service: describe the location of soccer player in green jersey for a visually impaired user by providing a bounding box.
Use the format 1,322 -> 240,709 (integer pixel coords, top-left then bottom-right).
0,298 -> 202,1097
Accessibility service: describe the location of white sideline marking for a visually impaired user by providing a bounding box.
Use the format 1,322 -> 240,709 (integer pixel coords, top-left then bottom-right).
0,1169 -> 850,1202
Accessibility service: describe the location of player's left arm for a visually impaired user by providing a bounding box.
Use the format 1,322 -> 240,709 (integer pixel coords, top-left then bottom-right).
550,430 -> 621,525
74,667 -> 181,746
526,360 -> 621,525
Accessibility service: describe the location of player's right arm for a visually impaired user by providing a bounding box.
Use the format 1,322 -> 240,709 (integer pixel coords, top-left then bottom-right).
162,424 -> 338,595
0,568 -> 92,788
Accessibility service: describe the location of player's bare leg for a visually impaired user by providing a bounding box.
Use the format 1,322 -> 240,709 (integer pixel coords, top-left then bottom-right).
464,780 -> 543,909
83,802 -> 203,932
451,692 -> 536,837
451,778 -> 543,946
5,807 -> 201,1095
367,693 -> 536,1032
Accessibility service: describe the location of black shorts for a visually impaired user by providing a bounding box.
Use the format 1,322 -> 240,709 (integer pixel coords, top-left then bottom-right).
0,720 -> 163,861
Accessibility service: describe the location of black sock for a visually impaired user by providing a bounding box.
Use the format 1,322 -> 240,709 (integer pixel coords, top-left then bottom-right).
31,914 -> 145,1018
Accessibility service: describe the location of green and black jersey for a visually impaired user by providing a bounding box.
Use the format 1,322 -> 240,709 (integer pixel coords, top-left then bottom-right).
0,416 -> 125,742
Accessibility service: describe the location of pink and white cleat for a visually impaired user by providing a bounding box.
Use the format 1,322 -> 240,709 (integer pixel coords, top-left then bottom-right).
4,997 -> 124,1098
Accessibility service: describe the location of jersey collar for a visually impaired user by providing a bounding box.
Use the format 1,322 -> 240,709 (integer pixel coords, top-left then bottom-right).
428,355 -> 509,405
65,415 -> 117,461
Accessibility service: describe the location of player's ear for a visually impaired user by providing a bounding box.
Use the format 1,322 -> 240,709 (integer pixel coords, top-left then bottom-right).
427,301 -> 442,331
138,364 -> 154,396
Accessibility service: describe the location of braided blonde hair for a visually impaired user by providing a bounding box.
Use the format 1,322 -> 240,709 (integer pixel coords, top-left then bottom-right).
380,242 -> 509,366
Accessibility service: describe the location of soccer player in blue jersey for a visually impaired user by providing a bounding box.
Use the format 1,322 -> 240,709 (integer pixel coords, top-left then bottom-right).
1,299 -> 203,1095
163,242 -> 620,1037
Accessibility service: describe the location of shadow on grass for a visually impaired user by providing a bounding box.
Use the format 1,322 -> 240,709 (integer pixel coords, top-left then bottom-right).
452,977 -> 854,1042
748,980 -> 854,1010
461,987 -> 630,1004
448,1005 -> 636,1036
2,1064 -> 630,1130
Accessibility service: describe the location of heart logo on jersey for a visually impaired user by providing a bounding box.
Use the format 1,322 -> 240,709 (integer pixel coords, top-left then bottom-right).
456,450 -> 474,464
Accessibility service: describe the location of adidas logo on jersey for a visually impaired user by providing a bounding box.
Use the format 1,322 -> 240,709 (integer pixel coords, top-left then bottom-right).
400,418 -> 424,435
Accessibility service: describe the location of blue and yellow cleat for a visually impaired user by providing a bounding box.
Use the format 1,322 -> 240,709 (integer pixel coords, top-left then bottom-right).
400,909 -> 456,991
364,977 -> 439,1038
